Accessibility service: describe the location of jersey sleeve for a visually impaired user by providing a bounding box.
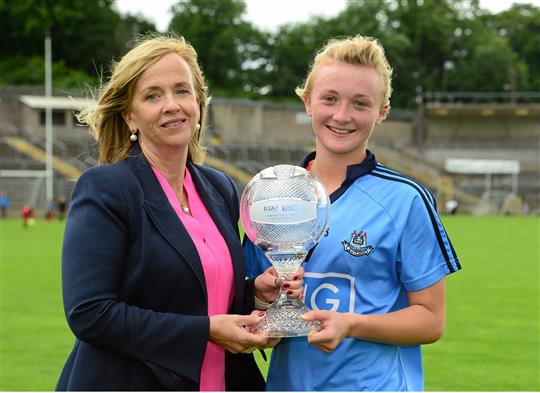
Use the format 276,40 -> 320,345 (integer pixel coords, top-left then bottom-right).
397,193 -> 461,292
242,236 -> 272,279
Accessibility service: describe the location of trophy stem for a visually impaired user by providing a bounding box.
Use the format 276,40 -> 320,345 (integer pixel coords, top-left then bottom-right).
255,252 -> 323,337
274,288 -> 305,309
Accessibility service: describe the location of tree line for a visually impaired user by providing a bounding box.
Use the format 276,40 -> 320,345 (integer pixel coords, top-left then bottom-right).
1,0 -> 539,108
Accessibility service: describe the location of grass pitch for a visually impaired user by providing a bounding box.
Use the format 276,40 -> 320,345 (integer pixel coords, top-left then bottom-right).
423,215 -> 539,391
1,215 -> 538,390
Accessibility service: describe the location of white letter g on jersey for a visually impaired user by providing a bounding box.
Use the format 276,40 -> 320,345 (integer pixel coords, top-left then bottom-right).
311,283 -> 340,311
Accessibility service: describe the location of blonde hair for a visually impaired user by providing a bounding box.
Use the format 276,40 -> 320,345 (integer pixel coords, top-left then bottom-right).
295,35 -> 393,113
79,33 -> 209,164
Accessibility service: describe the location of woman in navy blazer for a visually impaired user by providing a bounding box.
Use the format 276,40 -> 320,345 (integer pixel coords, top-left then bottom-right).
56,34 -> 300,391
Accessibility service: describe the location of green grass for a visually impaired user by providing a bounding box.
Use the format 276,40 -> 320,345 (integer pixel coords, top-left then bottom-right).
423,215 -> 539,391
1,216 -> 539,390
0,219 -> 72,391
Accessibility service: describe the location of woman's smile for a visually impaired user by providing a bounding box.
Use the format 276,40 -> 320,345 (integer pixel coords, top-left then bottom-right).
327,125 -> 355,135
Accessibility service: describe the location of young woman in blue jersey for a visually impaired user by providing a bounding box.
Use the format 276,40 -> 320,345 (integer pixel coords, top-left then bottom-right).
244,35 -> 461,391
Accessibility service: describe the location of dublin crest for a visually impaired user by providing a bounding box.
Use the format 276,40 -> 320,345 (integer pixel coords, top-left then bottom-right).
342,230 -> 373,257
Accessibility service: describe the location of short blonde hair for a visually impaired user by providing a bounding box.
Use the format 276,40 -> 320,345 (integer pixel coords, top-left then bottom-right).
296,35 -> 393,112
79,33 -> 209,164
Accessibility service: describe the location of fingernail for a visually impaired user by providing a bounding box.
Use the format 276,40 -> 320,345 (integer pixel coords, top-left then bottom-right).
258,311 -> 265,317
286,289 -> 293,295
293,275 -> 299,280
283,283 -> 290,288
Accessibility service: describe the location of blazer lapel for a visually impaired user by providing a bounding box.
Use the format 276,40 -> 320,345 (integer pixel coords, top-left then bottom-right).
126,146 -> 207,295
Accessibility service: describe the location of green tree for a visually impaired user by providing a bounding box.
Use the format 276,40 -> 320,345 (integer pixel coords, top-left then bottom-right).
316,0 -> 415,107
168,0 -> 267,96
1,0 -> 538,105
262,22 -> 323,99
0,0 -> 156,88
444,24 -> 527,92
318,0 -> 524,105
488,3 -> 540,90
0,55 -> 96,90
259,0 -> 389,100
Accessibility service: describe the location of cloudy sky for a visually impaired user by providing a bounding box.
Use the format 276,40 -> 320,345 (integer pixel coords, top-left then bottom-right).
115,0 -> 540,33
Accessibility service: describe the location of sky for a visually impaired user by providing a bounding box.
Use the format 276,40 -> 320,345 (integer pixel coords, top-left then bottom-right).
115,0 -> 347,32
115,0 -> 540,32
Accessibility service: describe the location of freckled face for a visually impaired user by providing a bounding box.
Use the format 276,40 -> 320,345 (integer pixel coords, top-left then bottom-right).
304,61 -> 387,160
123,52 -> 200,158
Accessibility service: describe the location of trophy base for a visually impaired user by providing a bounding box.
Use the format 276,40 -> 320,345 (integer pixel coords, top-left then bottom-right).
255,300 -> 323,338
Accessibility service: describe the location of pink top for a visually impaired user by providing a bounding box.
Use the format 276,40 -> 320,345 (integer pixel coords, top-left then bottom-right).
152,166 -> 235,391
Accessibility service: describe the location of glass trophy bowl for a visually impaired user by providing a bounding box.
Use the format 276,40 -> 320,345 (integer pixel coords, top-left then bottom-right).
240,164 -> 331,337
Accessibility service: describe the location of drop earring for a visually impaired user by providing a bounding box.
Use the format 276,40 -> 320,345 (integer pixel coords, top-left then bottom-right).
130,130 -> 138,142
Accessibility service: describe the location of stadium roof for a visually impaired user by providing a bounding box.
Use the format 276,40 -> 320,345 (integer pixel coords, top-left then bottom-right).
19,95 -> 96,110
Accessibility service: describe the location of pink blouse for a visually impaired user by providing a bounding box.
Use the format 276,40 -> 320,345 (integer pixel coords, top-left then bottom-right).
152,166 -> 235,391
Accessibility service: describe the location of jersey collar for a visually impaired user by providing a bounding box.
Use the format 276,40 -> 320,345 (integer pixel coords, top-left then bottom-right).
300,150 -> 378,202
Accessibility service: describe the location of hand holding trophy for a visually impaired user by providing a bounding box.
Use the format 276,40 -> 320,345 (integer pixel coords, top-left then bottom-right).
240,164 -> 331,337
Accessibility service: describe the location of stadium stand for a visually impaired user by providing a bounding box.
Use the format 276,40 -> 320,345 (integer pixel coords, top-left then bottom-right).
416,92 -> 539,214
1,88 -> 538,215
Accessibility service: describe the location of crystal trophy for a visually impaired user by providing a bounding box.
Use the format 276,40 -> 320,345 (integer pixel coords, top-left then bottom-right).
240,164 -> 331,337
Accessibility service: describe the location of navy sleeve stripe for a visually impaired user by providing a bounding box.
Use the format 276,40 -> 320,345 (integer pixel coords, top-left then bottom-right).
375,164 -> 436,207
371,169 -> 460,273
373,166 -> 460,267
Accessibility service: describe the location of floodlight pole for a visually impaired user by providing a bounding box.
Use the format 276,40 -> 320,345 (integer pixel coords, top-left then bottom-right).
45,35 -> 53,202
484,173 -> 492,199
512,173 -> 518,194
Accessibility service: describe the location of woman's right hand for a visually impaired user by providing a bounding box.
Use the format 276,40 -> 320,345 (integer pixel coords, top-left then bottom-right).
254,266 -> 305,303
208,312 -> 268,353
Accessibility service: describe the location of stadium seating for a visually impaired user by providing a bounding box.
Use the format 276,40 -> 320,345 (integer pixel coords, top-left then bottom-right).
1,90 -> 538,215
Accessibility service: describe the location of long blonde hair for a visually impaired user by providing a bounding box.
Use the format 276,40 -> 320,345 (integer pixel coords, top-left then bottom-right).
296,35 -> 393,115
79,33 -> 209,164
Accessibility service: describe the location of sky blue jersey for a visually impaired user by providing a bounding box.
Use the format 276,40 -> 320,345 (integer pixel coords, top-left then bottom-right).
244,151 -> 461,391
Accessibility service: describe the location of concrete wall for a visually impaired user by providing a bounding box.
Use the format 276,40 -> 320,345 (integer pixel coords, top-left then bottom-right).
372,119 -> 413,148
426,116 -> 538,145
209,97 -> 414,146
209,98 -> 314,145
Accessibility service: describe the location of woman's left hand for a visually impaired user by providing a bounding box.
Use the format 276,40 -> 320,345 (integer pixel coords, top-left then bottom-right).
246,310 -> 282,349
254,266 -> 304,303
303,310 -> 352,353
209,313 -> 268,353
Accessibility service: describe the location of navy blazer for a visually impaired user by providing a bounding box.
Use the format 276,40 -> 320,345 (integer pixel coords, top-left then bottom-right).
57,145 -> 264,391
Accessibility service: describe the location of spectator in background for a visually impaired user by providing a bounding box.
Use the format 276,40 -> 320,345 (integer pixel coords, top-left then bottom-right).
56,33 -> 302,391
56,196 -> 67,220
445,199 -> 459,215
45,197 -> 54,221
0,192 -> 8,218
21,205 -> 34,227
244,35 -> 461,391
